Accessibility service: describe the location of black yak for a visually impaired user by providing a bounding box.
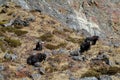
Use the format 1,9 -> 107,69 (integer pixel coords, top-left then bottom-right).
79,41 -> 91,53
85,36 -> 99,45
34,42 -> 44,51
27,53 -> 46,66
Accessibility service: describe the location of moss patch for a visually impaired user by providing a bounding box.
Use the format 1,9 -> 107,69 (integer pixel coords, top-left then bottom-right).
53,29 -> 66,36
14,30 -> 28,36
4,37 -> 21,47
39,32 -> 53,42
66,36 -> 84,43
0,21 -> 8,25
81,70 -> 101,78
0,39 -> 6,52
45,42 -> 67,50
81,66 -> 120,78
0,27 -> 28,36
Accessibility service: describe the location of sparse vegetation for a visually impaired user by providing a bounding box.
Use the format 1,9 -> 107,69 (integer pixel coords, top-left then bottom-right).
63,28 -> 73,33
0,21 -> 8,25
66,36 -> 84,43
45,43 -> 58,50
107,66 -> 120,75
4,37 -> 21,47
40,32 -> 53,42
45,42 -> 67,50
81,66 -> 120,78
0,27 -> 28,36
81,70 -> 101,78
0,39 -> 6,52
14,30 -> 28,36
53,29 -> 66,36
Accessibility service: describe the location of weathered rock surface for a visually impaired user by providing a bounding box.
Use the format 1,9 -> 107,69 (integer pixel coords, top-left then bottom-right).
0,0 -> 120,40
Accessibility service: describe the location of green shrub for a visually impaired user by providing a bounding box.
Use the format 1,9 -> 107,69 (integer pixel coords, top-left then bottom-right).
4,38 -> 21,47
39,32 -> 53,42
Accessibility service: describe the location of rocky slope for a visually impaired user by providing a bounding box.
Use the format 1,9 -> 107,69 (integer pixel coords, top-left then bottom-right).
0,0 -> 119,46
0,0 -> 120,80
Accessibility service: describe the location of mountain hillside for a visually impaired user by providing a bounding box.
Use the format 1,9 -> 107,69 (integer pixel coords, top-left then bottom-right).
0,1 -> 120,80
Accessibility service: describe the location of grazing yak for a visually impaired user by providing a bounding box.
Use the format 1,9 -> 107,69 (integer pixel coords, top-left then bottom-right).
34,42 -> 44,51
79,40 -> 91,53
27,53 -> 46,66
79,36 -> 99,53
85,36 -> 99,45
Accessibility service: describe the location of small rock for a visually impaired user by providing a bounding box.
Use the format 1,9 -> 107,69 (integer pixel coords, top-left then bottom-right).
66,70 -> 72,76
52,50 -> 58,55
39,67 -> 45,75
44,51 -> 51,58
4,53 -> 18,61
31,74 -> 41,80
34,62 -> 41,67
113,44 -> 119,48
13,18 -> 30,27
69,76 -> 77,80
17,65 -> 26,71
79,77 -> 98,80
0,74 -> 4,80
70,49 -> 81,56
99,75 -> 112,80
96,53 -> 110,65
72,56 -> 85,61
0,65 -> 4,71
72,56 -> 84,61
4,53 -> 11,60
58,48 -> 68,54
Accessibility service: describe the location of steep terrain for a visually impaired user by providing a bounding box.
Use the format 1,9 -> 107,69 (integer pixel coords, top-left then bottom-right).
0,0 -> 119,46
0,1 -> 120,80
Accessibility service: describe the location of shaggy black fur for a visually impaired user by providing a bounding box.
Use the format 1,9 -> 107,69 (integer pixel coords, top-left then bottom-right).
27,53 -> 46,66
79,41 -> 91,53
85,36 -> 99,45
33,42 -> 42,51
